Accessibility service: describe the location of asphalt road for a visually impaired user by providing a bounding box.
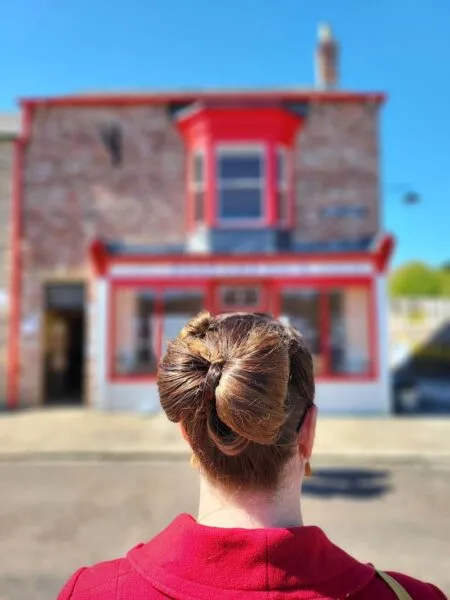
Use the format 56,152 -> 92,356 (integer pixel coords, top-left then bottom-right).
0,460 -> 449,599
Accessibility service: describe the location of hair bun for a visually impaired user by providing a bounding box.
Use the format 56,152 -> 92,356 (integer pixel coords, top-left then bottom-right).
180,311 -> 212,340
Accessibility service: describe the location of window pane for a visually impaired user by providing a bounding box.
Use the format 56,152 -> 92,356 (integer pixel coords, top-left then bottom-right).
218,153 -> 262,180
281,289 -> 323,374
194,191 -> 204,222
219,188 -> 262,219
114,288 -> 158,375
330,288 -> 370,374
192,153 -> 204,185
162,290 -> 204,353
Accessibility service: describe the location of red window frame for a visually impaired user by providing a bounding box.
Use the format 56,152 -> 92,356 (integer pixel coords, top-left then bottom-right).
108,278 -> 377,383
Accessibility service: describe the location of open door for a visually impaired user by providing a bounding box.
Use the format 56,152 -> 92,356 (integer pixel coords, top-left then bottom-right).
43,283 -> 85,405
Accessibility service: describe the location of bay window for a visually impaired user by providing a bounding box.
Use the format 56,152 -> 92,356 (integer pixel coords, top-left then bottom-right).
217,146 -> 265,222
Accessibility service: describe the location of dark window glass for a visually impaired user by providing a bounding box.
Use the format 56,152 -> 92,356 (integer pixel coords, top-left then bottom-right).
219,188 -> 262,219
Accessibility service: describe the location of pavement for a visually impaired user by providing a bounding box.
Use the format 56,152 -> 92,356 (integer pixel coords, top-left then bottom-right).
2,461 -> 450,599
2,408 -> 450,462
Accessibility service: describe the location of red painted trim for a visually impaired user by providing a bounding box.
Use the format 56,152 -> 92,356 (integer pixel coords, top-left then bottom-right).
206,140 -> 216,227
155,294 -> 164,363
287,148 -> 296,229
6,139 -> 24,408
320,291 -> 331,376
90,240 -> 109,277
20,91 -> 386,108
374,234 -> 395,273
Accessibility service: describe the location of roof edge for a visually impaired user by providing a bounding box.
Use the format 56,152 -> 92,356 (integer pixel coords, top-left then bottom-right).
20,90 -> 387,109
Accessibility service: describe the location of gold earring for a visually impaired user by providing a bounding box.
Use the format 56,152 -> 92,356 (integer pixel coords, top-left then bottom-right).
190,454 -> 199,469
305,461 -> 312,478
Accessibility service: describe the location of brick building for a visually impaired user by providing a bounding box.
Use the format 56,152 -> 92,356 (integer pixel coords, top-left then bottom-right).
5,26 -> 394,412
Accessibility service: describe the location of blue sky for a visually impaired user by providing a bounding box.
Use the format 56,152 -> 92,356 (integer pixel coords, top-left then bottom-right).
1,0 -> 449,267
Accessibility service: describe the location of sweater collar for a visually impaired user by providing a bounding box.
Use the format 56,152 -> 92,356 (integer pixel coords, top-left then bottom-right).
128,513 -> 375,599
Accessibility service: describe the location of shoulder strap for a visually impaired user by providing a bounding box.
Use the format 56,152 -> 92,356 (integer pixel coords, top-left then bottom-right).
376,570 -> 413,600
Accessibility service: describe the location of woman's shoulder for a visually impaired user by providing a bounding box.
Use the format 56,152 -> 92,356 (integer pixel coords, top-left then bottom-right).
57,558 -> 128,600
56,545 -> 162,600
357,569 -> 447,599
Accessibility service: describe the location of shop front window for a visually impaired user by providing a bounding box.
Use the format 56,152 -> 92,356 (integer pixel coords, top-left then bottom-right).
280,285 -> 371,378
112,287 -> 204,378
162,290 -> 203,354
281,289 -> 323,375
330,287 -> 371,375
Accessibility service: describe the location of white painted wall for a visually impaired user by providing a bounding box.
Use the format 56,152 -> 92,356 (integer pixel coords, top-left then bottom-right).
315,380 -> 387,414
376,275 -> 391,413
103,381 -> 160,412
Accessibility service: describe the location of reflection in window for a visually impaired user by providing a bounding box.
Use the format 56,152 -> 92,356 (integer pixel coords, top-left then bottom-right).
281,289 -> 323,374
162,290 -> 203,353
114,288 -> 158,375
217,147 -> 264,221
113,288 -> 204,376
330,288 -> 370,375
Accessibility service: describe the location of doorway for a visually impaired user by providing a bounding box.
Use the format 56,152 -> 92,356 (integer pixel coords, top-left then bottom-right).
43,283 -> 85,405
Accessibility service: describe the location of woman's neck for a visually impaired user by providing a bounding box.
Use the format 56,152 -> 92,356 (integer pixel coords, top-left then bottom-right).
197,461 -> 303,529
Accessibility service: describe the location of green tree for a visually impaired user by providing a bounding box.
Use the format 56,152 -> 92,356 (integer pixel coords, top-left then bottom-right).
439,268 -> 450,297
389,262 -> 442,297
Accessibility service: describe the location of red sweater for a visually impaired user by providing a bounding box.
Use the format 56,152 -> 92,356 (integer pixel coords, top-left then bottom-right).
58,514 -> 446,599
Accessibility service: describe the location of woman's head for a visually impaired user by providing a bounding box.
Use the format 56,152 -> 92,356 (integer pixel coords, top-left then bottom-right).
158,312 -> 315,491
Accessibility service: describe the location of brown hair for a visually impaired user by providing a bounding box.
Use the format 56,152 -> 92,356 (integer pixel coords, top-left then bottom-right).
158,312 -> 315,490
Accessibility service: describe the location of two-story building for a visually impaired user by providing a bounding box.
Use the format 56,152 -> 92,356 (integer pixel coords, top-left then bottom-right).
6,25 -> 394,412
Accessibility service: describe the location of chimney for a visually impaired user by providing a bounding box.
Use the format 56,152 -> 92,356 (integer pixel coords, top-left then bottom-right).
315,23 -> 339,89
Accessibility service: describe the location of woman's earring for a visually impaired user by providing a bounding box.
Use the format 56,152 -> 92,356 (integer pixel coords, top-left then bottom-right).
305,461 -> 312,478
190,454 -> 199,469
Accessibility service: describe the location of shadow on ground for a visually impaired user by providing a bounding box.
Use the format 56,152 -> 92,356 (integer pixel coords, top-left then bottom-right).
303,468 -> 392,499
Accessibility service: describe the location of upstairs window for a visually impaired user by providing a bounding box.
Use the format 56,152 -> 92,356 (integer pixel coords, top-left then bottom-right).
190,150 -> 205,223
217,146 -> 265,223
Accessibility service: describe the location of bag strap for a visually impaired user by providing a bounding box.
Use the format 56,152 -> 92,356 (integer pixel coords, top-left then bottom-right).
376,570 -> 413,600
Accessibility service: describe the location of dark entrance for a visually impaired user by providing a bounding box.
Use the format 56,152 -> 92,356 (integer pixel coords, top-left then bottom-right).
43,283 -> 85,405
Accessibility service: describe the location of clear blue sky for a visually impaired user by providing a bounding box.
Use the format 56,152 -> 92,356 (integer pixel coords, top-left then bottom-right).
1,0 -> 449,267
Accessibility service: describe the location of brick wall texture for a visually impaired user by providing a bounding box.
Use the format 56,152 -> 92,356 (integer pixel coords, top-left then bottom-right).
18,100 -> 381,405
0,140 -> 14,407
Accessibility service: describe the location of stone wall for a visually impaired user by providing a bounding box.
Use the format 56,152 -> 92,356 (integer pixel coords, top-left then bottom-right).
295,102 -> 380,244
20,105 -> 185,404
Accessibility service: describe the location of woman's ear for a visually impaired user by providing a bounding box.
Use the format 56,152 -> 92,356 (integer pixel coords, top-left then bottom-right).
180,423 -> 189,442
298,405 -> 317,460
